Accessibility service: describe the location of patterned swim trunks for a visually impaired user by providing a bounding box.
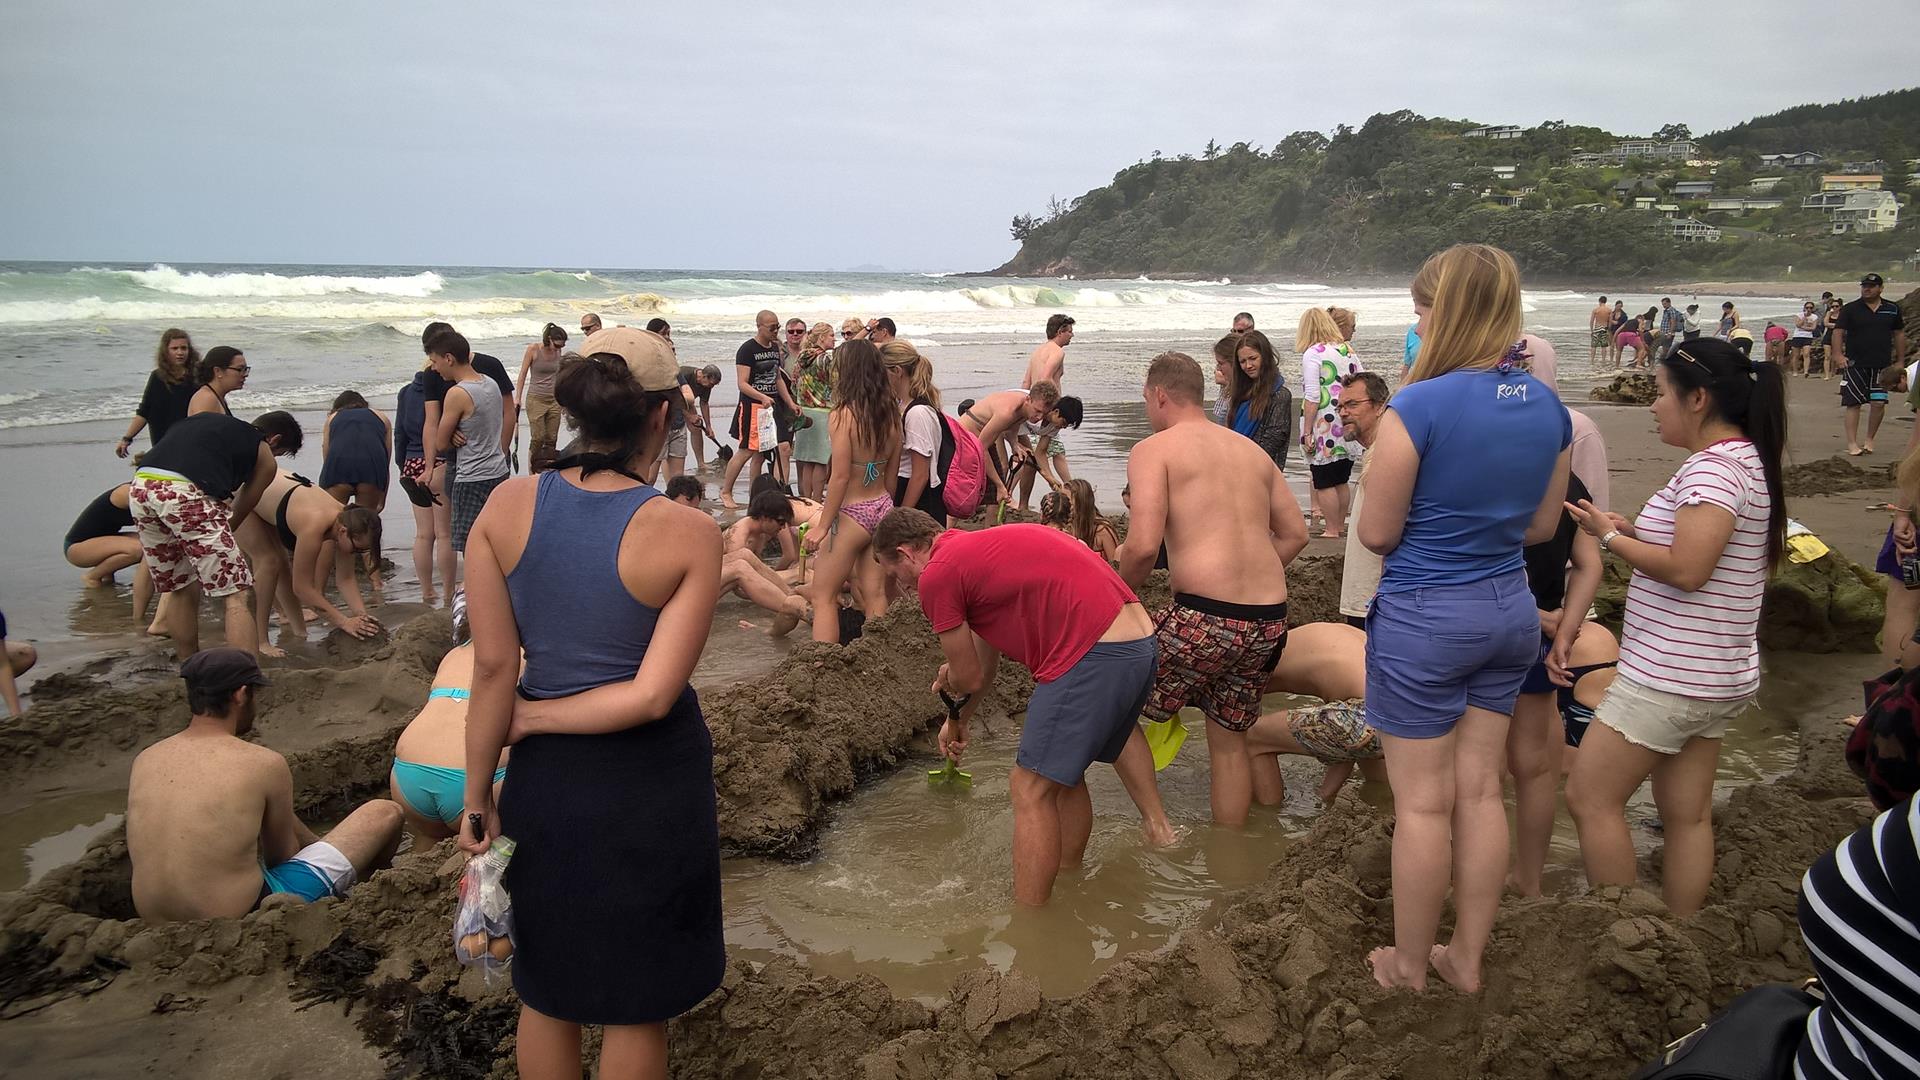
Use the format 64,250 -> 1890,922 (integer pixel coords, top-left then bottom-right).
1288,699 -> 1380,762
129,473 -> 253,598
1142,594 -> 1288,732
1591,327 -> 1610,348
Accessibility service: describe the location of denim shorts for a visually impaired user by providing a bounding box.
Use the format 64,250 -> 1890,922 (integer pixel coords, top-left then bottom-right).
1591,674 -> 1752,755
1018,636 -> 1157,786
1365,570 -> 1540,739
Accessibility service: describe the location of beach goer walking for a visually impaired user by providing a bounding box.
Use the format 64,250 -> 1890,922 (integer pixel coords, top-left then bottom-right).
1226,331 -> 1294,471
459,325 -> 724,1079
127,648 -> 403,919
1015,315 -> 1077,511
1357,244 -> 1572,992
1790,302 -> 1820,376
802,339 -> 899,642
117,329 -> 200,456
1335,372 -> 1390,627
429,329 -> 511,580
1657,297 -> 1684,361
1024,314 -> 1073,390
517,323 -> 567,472
1588,297 -> 1611,368
885,341 -> 949,524
318,391 -> 392,511
189,346 -> 249,417
1564,337 -> 1786,918
64,482 -> 153,622
721,311 -> 788,508
131,413 -> 278,657
1682,303 -> 1703,343
1834,273 -> 1906,456
395,368 -> 447,605
793,323 -> 838,501
873,509 -> 1176,902
390,643 -> 508,842
1298,308 -> 1362,538
1119,352 -> 1309,826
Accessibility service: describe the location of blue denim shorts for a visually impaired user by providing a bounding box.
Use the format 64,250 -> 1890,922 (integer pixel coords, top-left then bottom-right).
1365,570 -> 1541,739
1018,636 -> 1157,786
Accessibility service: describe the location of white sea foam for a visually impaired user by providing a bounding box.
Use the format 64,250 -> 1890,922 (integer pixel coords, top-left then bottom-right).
113,264 -> 446,299
0,295 -> 533,326
0,390 -> 40,407
0,380 -> 413,430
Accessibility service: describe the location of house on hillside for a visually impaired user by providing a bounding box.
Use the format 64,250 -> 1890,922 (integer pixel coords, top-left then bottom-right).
1838,160 -> 1888,175
1666,217 -> 1722,242
1463,125 -> 1524,140
1829,190 -> 1901,234
1633,196 -> 1657,210
1613,177 -> 1655,197
1490,164 -> 1517,180
1706,197 -> 1784,214
1745,176 -> 1784,193
1572,139 -> 1695,167
1672,180 -> 1715,198
1759,152 -> 1825,169
1654,203 -> 1681,218
1823,174 -> 1884,192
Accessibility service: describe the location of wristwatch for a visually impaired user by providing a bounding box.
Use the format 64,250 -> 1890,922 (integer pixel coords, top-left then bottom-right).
1599,529 -> 1620,552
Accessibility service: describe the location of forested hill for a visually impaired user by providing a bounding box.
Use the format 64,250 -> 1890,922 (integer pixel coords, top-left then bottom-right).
993,92 -> 1918,281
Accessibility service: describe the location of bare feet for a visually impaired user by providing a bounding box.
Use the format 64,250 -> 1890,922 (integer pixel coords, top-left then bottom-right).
83,573 -> 112,588
421,590 -> 437,606
259,642 -> 287,659
146,621 -> 170,638
721,499 -> 742,511
1429,944 -> 1482,993
1863,444 -> 1876,455
1848,446 -> 1863,456
769,597 -> 807,638
1320,530 -> 1342,540
1367,946 -> 1427,991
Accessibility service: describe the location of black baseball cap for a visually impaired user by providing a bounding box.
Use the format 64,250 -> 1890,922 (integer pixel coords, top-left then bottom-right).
179,648 -> 270,695
1861,273 -> 1885,287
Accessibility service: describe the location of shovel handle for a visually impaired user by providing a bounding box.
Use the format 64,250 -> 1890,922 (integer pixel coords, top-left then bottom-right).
939,689 -> 972,721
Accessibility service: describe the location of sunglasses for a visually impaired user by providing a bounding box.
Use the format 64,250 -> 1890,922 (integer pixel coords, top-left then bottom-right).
226,364 -> 252,374
787,329 -> 806,335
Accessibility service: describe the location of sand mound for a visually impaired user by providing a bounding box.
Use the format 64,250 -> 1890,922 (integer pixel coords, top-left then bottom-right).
1590,370 -> 1657,405
1783,455 -> 1894,499
1593,549 -> 1885,654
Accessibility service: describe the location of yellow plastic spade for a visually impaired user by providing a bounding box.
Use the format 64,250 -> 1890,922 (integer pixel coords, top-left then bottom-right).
1142,713 -> 1189,771
929,690 -> 975,789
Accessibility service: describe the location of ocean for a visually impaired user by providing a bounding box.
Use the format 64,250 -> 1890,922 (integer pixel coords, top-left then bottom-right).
0,261 -> 1807,653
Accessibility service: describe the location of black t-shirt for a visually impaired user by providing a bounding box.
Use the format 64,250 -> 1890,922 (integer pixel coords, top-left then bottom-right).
735,339 -> 783,397
420,353 -> 514,405
141,413 -> 264,501
135,371 -> 199,445
679,365 -> 714,403
1837,299 -> 1906,368
1522,474 -> 1592,614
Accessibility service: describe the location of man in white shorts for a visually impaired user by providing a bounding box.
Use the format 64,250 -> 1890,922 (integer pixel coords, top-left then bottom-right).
126,648 -> 403,920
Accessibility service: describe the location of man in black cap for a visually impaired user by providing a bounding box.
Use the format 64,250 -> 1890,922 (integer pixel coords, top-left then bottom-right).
1833,273 -> 1908,456
125,648 -> 403,921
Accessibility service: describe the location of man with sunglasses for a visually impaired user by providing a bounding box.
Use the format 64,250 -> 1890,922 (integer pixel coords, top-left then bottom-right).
1834,273 -> 1907,456
579,313 -> 603,337
867,318 -> 897,345
1334,371 -> 1391,627
721,310 -> 789,507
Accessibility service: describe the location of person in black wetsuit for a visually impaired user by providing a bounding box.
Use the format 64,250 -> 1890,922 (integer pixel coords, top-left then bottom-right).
117,329 -> 201,457
64,482 -> 153,622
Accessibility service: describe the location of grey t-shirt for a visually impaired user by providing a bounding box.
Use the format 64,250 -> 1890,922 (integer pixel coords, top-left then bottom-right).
453,376 -> 509,482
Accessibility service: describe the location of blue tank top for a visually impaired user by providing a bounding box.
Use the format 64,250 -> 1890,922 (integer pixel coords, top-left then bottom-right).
507,470 -> 665,699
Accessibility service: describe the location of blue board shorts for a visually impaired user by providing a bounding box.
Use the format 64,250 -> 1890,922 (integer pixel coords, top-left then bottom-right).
1365,569 -> 1539,739
1018,636 -> 1157,786
258,840 -> 355,904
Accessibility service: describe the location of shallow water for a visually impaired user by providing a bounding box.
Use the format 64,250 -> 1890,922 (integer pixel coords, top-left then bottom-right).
0,789 -> 126,892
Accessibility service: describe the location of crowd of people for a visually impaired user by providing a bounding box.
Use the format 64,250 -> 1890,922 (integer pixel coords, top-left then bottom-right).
34,249 -> 1914,1078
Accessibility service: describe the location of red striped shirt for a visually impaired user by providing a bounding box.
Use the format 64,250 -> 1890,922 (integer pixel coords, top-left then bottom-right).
1619,440 -> 1770,699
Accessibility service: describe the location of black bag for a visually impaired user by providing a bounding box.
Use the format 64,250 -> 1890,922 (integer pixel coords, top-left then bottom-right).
1628,981 -> 1820,1080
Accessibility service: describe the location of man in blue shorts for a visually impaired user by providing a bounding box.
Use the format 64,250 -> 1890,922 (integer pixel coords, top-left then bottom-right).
126,648 -> 403,920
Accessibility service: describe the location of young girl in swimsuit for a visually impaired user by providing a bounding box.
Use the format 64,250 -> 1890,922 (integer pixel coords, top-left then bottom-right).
389,643 -> 511,842
802,339 -> 899,643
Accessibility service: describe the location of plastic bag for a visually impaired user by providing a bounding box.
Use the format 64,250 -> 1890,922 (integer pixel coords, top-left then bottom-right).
452,835 -> 517,983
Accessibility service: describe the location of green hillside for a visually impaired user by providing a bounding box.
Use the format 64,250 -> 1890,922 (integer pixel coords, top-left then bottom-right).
995,94 -> 1918,280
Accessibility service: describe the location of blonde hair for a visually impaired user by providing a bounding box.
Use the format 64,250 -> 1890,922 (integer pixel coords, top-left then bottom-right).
839,317 -> 864,335
1325,306 -> 1356,341
1295,307 -> 1345,355
880,340 -> 940,408
1406,244 -> 1523,384
803,321 -> 834,354
1410,257 -> 1441,308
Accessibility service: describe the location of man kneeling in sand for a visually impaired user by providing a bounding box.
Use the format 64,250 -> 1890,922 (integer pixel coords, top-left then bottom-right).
127,648 -> 403,920
1247,622 -> 1386,804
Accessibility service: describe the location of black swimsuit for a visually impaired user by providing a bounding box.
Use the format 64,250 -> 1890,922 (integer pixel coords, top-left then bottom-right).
64,486 -> 135,550
272,475 -> 315,551
1559,660 -> 1618,747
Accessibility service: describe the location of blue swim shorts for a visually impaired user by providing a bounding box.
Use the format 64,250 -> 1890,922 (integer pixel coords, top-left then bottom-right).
1018,636 -> 1157,786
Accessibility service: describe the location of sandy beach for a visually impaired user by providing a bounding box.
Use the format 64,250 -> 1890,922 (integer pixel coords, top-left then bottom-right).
0,353 -> 1905,1076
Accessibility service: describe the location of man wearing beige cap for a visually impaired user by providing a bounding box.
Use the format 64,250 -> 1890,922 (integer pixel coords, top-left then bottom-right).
127,648 -> 404,920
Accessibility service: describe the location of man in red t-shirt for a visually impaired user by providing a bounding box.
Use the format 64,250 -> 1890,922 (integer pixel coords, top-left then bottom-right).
872,508 -> 1171,905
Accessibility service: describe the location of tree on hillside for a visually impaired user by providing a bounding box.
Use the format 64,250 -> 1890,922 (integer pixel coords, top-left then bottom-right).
1274,130 -> 1329,161
1010,214 -> 1038,242
1203,138 -> 1221,160
1654,122 -> 1693,142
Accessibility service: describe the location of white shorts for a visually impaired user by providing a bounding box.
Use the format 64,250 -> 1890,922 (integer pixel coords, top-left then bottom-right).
260,840 -> 356,903
1023,420 -> 1066,457
1592,674 -> 1752,755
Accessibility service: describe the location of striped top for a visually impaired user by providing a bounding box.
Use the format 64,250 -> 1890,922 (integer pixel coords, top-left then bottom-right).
1796,796 -> 1920,1079
1618,439 -> 1769,700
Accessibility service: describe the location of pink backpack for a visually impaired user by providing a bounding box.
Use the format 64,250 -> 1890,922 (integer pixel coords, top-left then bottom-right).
918,399 -> 986,519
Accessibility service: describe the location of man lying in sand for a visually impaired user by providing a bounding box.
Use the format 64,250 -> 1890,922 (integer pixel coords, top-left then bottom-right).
874,507 -> 1175,905
723,490 -> 810,635
1248,622 -> 1386,803
390,641 -> 511,842
127,648 -> 403,920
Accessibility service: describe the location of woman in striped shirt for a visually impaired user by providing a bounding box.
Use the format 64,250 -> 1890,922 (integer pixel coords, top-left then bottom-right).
1564,337 -> 1787,916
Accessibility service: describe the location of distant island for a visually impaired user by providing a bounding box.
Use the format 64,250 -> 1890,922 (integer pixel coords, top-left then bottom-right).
994,87 -> 1918,281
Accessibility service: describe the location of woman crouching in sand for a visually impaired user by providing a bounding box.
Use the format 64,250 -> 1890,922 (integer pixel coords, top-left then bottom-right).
461,327 -> 723,1079
389,637 -> 510,843
63,482 -> 154,623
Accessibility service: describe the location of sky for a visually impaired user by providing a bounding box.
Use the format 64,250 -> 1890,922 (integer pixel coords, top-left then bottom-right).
0,0 -> 1909,272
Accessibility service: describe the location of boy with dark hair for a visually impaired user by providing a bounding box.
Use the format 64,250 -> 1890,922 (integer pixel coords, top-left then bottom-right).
428,330 -> 510,569
664,474 -> 705,506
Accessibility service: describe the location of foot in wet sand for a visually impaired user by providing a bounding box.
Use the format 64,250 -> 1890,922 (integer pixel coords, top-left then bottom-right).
1367,946 -> 1427,991
1863,444 -> 1876,455
1848,446 -> 1863,456
1430,944 -> 1481,993
1320,530 -> 1342,540
259,642 -> 287,659
721,499 -> 743,511
1141,819 -> 1181,847
769,597 -> 807,638
146,621 -> 170,638
83,573 -> 112,588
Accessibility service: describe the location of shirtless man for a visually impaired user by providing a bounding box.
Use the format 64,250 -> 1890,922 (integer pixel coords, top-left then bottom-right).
1117,351 -> 1309,826
1019,396 -> 1084,513
961,382 -> 1059,510
722,490 -> 808,634
1247,622 -> 1386,804
1588,296 -> 1611,367
1023,314 -> 1074,390
127,649 -> 402,920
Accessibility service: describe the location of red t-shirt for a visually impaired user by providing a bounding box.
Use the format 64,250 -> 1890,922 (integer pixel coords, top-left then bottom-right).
916,525 -> 1136,682
1763,325 -> 1789,343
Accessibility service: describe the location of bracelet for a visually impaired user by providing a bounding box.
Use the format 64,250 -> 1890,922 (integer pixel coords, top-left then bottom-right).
1599,529 -> 1620,552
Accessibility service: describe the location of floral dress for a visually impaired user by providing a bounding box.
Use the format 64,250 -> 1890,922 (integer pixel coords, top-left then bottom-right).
1301,343 -> 1362,467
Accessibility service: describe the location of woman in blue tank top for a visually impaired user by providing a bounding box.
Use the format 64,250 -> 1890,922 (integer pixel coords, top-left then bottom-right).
458,326 -> 724,1078
1355,244 -> 1572,996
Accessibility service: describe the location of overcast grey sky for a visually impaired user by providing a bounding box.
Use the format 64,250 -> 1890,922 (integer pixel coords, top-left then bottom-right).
0,1 -> 1907,271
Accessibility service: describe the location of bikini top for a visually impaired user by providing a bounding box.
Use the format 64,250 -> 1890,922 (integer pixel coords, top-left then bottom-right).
858,459 -> 884,485
272,474 -> 316,550
429,687 -> 470,701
